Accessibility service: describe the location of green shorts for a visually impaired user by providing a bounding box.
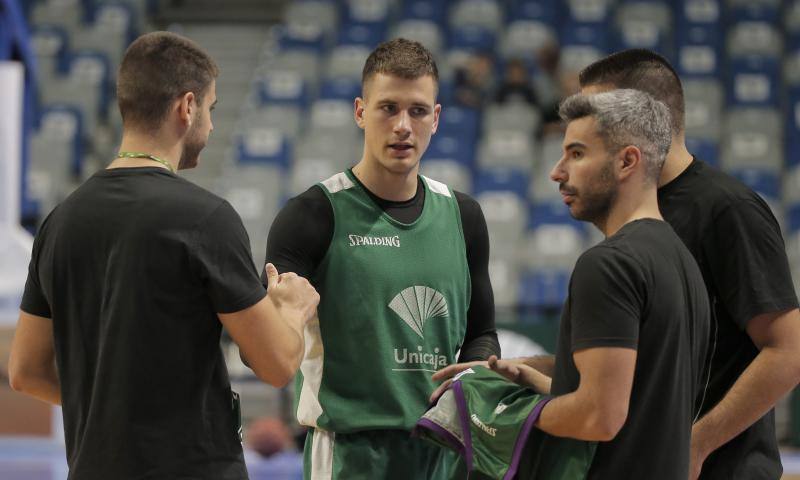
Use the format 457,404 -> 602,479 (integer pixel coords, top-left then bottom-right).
303,427 -> 463,480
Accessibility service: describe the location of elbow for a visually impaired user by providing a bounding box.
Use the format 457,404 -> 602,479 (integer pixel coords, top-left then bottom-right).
252,346 -> 303,388
254,360 -> 298,388
586,405 -> 628,441
8,366 -> 30,394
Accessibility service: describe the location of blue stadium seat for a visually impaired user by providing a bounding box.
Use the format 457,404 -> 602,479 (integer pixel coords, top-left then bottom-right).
427,133 -> 476,167
447,25 -> 496,52
728,2 -> 780,24
436,105 -> 481,138
729,167 -> 781,201
256,71 -> 309,108
677,0 -> 721,26
337,21 -> 385,47
236,128 -> 292,168
727,56 -> 780,107
509,0 -> 561,25
319,77 -> 361,101
278,26 -> 327,53
565,0 -> 613,23
518,268 -> 571,311
473,167 -> 530,198
685,138 -> 720,167
400,0 -> 447,25
560,21 -> 611,53
344,0 -> 391,24
787,87 -> 800,168
675,23 -> 722,78
789,202 -> 800,232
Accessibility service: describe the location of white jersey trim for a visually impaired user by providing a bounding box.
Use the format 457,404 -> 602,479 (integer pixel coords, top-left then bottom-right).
421,175 -> 452,198
310,428 -> 335,480
297,315 -> 325,427
321,172 -> 355,193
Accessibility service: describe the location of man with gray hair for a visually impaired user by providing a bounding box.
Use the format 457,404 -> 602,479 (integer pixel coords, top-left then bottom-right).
440,89 -> 710,479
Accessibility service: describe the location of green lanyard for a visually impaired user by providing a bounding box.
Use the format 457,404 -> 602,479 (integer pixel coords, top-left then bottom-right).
116,151 -> 175,173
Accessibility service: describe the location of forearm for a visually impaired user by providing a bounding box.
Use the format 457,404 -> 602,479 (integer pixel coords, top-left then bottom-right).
536,391 -> 613,441
520,354 -> 556,377
9,366 -> 61,405
693,345 -> 800,457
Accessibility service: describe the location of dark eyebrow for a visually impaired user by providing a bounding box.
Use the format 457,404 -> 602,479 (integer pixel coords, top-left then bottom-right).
564,142 -> 586,151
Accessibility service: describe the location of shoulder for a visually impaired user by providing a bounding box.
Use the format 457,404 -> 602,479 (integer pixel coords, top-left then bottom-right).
688,161 -> 769,213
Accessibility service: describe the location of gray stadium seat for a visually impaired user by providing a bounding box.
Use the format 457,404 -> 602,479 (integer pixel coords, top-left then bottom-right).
325,45 -> 372,81
483,103 -> 542,136
284,0 -> 339,45
29,109 -> 82,215
289,158 -> 340,196
218,164 -> 286,269
71,3 -> 131,68
31,0 -> 83,31
477,190 -> 528,253
500,21 -> 557,60
529,133 -> 563,203
420,160 -> 473,194
309,99 -> 355,134
616,2 -> 672,50
567,0 -> 613,22
294,131 -> 362,171
559,45 -> 604,73
784,165 -> 800,205
784,51 -> 800,87
727,22 -> 783,59
488,258 -> 521,309
683,79 -> 724,141
449,0 -> 504,33
244,105 -> 303,141
721,108 -> 783,171
520,224 -> 584,270
478,130 -> 536,171
268,50 -> 321,91
390,20 -> 444,59
346,0 -> 391,23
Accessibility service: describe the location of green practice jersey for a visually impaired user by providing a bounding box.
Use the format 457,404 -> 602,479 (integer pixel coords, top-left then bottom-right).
295,170 -> 471,433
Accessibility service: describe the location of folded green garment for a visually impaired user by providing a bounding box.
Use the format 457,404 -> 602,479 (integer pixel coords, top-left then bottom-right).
415,366 -> 596,480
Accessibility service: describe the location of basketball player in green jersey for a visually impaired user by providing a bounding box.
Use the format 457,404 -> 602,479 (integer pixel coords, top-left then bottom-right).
264,38 -> 500,479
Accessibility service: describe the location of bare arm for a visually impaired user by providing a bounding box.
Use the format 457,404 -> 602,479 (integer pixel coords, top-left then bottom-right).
219,263 -> 319,388
8,311 -> 61,405
690,308 -> 800,478
491,347 -> 637,441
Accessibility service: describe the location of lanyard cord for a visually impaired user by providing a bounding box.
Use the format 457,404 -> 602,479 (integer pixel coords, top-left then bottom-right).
116,151 -> 175,173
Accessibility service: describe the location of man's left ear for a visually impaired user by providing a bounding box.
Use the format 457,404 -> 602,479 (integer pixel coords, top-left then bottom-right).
619,146 -> 641,178
431,103 -> 442,134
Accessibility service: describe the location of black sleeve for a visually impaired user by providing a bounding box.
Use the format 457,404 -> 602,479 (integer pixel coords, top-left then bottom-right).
194,200 -> 266,314
20,220 -> 52,318
569,246 -> 646,352
263,185 -> 334,283
454,191 -> 500,362
706,197 -> 799,330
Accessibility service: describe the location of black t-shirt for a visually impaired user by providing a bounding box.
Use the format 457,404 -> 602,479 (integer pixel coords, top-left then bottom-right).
21,167 -> 265,480
658,158 -> 799,479
264,174 -> 500,361
550,219 -> 710,480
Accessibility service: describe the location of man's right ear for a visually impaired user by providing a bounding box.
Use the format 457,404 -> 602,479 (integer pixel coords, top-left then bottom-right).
354,97 -> 366,129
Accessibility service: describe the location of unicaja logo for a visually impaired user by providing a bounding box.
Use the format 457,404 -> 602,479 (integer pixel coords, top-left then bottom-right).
388,286 -> 448,338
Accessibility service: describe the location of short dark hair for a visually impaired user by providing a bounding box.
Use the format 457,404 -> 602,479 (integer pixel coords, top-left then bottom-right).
578,49 -> 684,134
117,31 -> 219,132
361,38 -> 438,95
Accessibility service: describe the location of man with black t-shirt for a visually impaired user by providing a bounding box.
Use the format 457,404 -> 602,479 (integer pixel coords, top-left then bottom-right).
264,38 -> 499,479
8,32 -> 319,480
578,49 -> 800,480
484,89 -> 710,479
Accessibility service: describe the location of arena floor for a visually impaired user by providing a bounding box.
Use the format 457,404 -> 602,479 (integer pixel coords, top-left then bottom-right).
3,438 -> 800,479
